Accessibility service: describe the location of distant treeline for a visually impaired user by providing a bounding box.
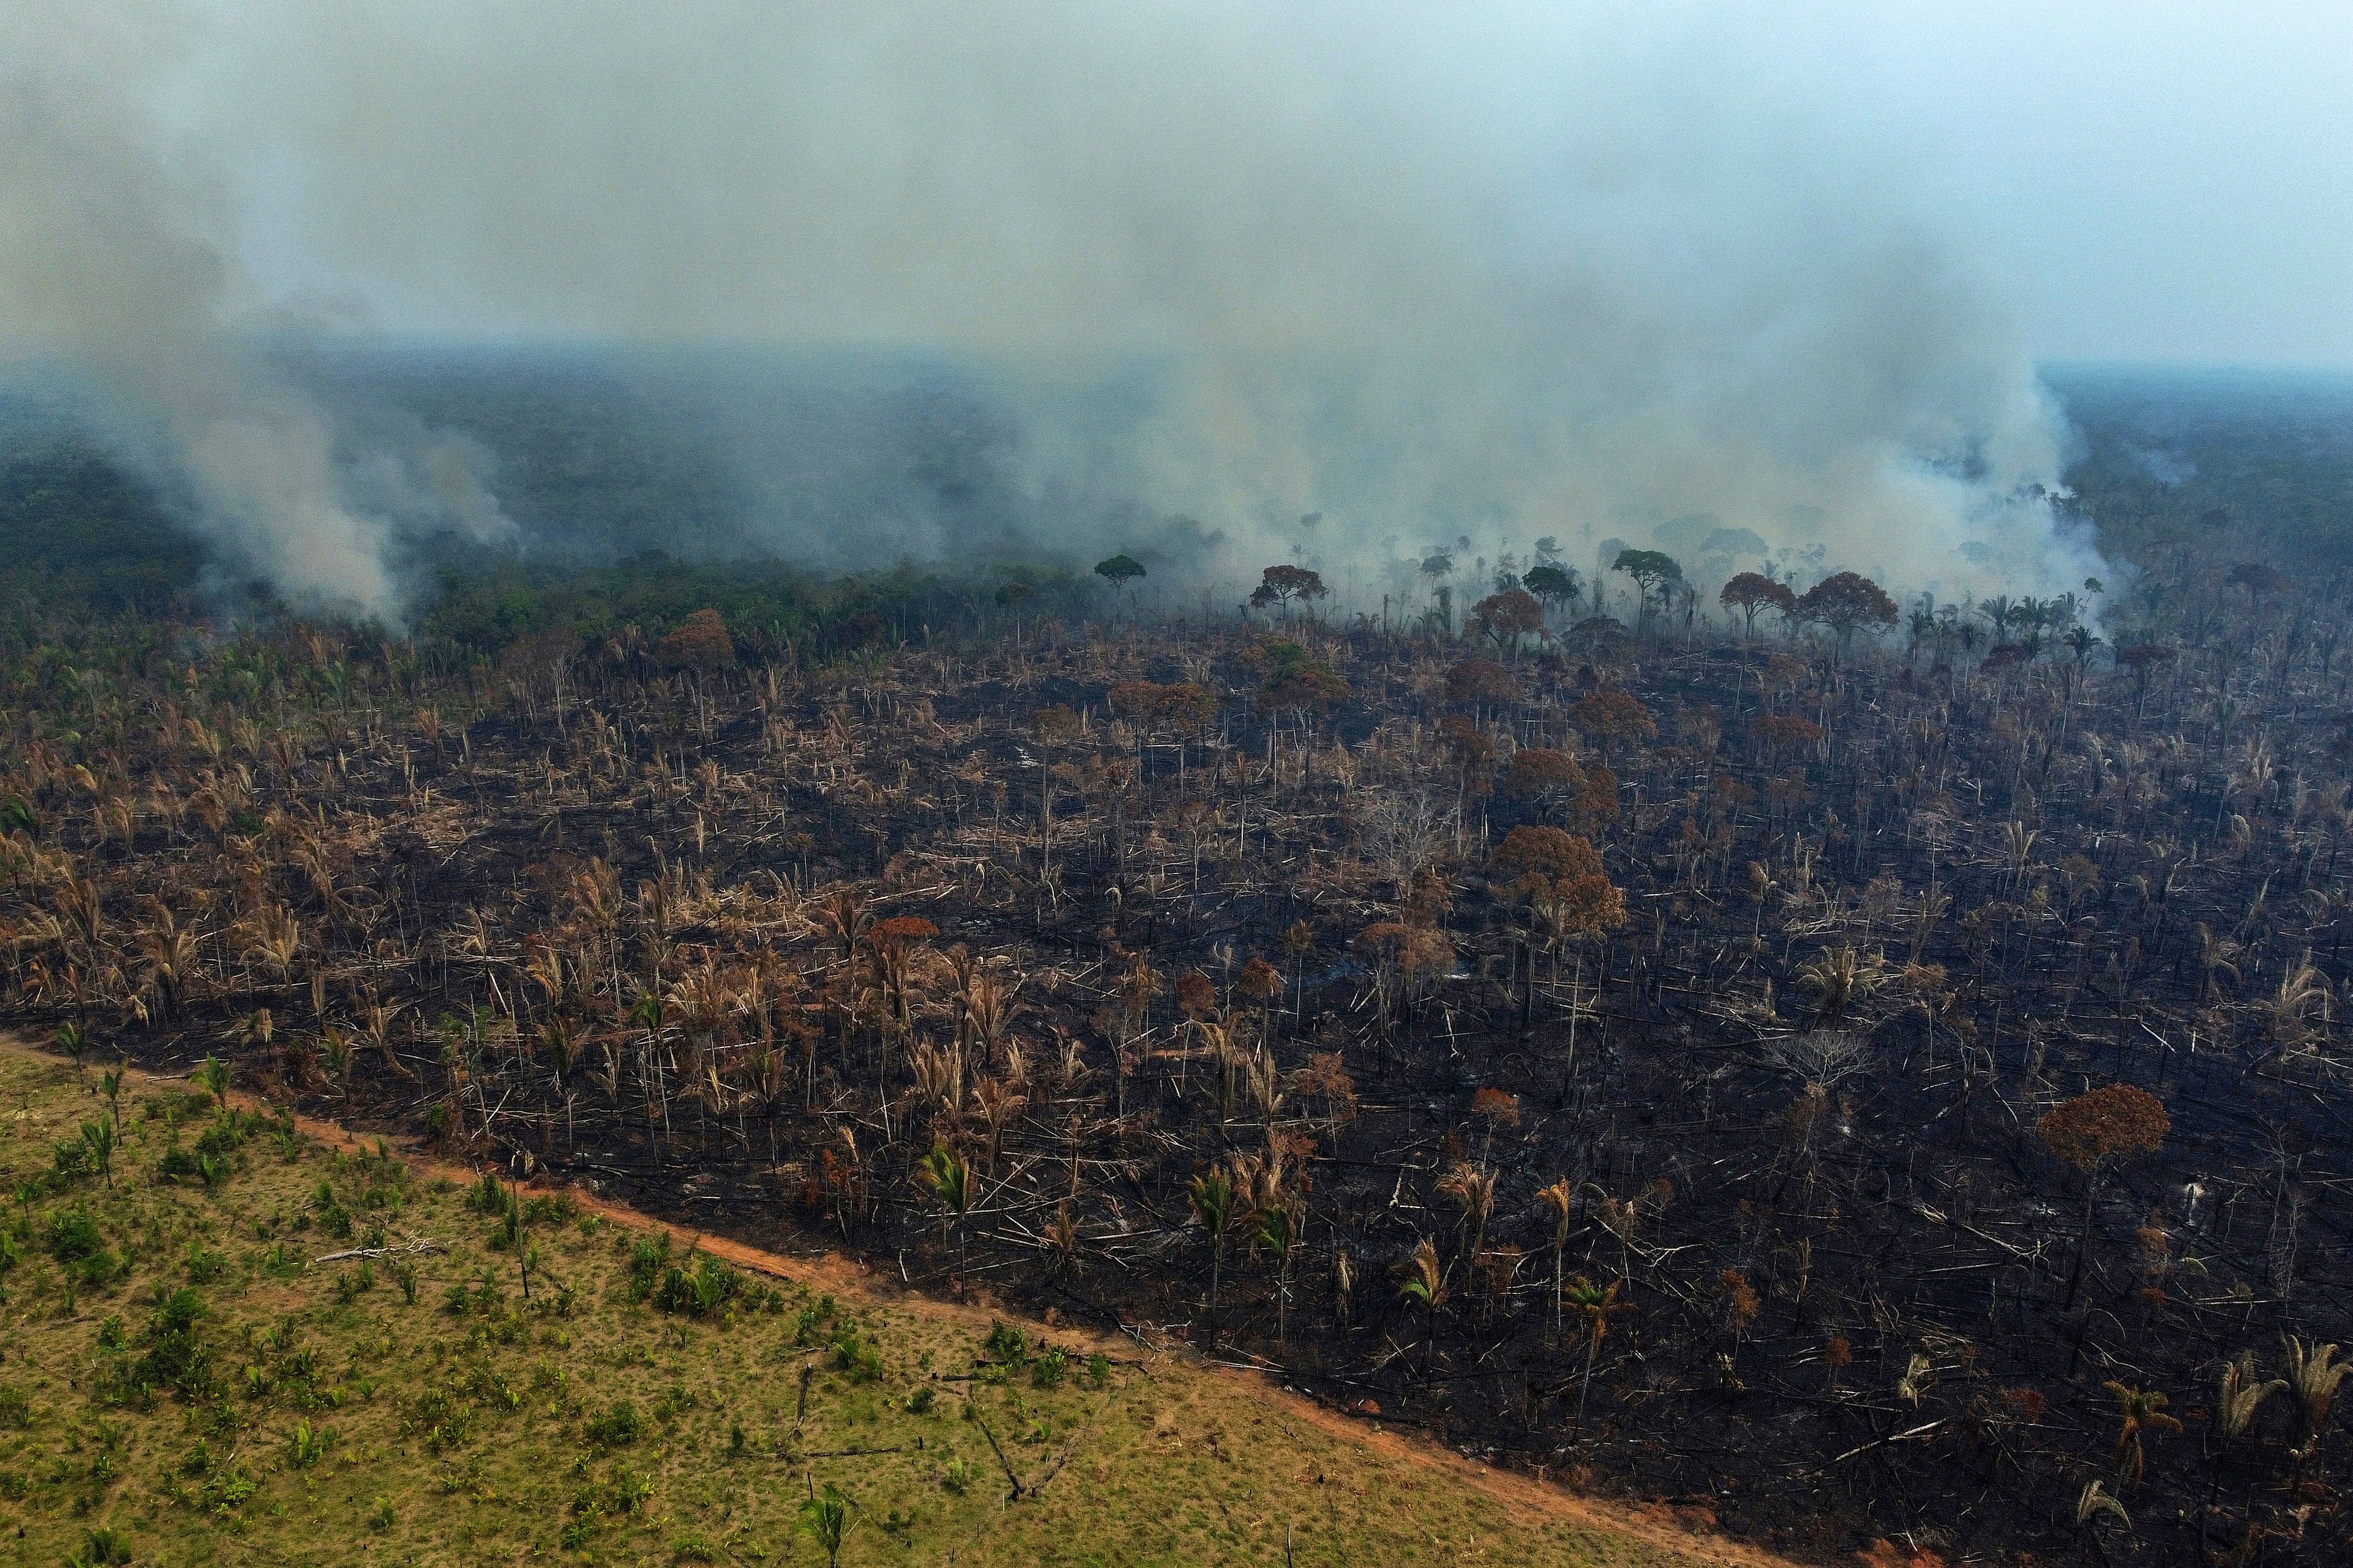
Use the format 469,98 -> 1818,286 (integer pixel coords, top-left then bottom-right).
0,432 -> 1094,663
0,437 -> 206,619
414,551 -> 1094,669
2049,364 -> 2353,571
6,363 -> 2353,646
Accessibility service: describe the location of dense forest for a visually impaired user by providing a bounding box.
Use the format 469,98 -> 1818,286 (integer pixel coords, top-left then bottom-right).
2,368 -> 2351,1566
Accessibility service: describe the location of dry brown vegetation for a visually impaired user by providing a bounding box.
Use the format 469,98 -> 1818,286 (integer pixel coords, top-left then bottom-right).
4,557 -> 2352,1564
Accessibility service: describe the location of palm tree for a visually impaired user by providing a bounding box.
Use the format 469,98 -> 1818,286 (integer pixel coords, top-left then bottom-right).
1187,1167 -> 1240,1342
198,1055 -> 232,1117
912,1140 -> 972,1266
2217,1355 -> 2284,1449
1561,1275 -> 1628,1431
79,1119 -> 115,1189
2104,1382 -> 2181,1484
1435,1162 -> 1496,1283
1255,1202 -> 1297,1347
798,1480 -> 855,1568
1393,1238 -> 1448,1377
2283,1337 -> 2350,1459
1536,1178 -> 1577,1338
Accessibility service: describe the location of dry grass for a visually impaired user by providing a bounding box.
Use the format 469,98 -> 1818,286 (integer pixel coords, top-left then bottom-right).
0,1050 -> 1761,1568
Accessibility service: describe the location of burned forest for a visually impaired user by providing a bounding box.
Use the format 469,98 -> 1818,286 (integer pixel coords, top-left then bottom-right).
4,548 -> 2352,1567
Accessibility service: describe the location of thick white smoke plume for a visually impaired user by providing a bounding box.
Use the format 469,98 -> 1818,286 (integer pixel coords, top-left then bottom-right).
0,4 -> 510,621
4,1 -> 2103,616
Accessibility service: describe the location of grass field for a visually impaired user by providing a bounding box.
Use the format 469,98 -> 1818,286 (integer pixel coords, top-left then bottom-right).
0,1048 -> 1759,1567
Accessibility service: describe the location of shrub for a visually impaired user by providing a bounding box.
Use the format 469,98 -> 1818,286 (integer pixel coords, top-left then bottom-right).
68,1526 -> 134,1567
50,1137 -> 92,1183
45,1207 -> 105,1263
793,1296 -> 838,1346
983,1321 -> 1028,1367
633,1234 -> 745,1319
121,1288 -> 211,1402
408,1386 -> 475,1452
832,1333 -> 883,1384
286,1417 -> 333,1469
584,1400 -> 642,1452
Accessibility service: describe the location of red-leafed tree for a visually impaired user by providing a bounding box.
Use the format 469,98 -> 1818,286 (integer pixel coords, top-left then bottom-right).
1796,571 -> 1898,660
1719,572 -> 1797,642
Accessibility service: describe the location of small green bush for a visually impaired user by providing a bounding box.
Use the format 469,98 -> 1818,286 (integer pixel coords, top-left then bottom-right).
832,1332 -> 883,1384
583,1400 -> 642,1452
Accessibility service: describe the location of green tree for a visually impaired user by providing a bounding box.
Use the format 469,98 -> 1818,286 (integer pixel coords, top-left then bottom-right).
198,1056 -> 232,1117
1562,1275 -> 1630,1430
1187,1167 -> 1242,1338
1393,1237 -> 1448,1376
80,1119 -> 115,1189
1609,549 -> 1683,623
1094,554 -> 1146,613
798,1480 -> 855,1568
1522,563 -> 1580,620
2103,1382 -> 2180,1484
913,1140 -> 972,1263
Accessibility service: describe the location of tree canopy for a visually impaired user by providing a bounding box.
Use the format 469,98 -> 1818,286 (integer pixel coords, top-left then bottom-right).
1719,572 -> 1797,638
1469,588 -> 1546,656
1249,565 -> 1328,616
1796,571 -> 1898,655
1610,549 -> 1684,615
1522,563 -> 1579,613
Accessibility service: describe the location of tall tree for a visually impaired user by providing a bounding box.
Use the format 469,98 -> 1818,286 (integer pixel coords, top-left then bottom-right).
1609,549 -> 1684,624
1719,572 -> 1796,642
1795,571 -> 1899,661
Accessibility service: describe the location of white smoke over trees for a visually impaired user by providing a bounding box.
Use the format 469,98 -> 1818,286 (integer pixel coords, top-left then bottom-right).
2,1 -> 2105,619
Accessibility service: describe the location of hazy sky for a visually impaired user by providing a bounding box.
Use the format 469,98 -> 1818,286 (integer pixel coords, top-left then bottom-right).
4,0 -> 2341,616
167,0 -> 2349,370
1848,3 -> 2353,370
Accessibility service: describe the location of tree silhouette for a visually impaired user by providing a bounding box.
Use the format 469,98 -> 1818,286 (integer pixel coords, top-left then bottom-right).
1719,572 -> 1796,642
1249,565 -> 1328,621
1469,589 -> 1546,660
1795,571 -> 1898,661
1094,553 -> 1146,593
1523,563 -> 1580,621
1610,549 -> 1683,623
2040,1084 -> 2170,1309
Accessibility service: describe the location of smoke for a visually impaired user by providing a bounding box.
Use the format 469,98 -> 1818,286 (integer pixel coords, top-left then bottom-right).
0,4 -> 509,622
4,1 -> 2104,616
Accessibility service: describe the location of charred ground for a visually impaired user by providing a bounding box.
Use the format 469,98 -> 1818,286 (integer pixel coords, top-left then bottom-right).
4,539 -> 2352,1568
